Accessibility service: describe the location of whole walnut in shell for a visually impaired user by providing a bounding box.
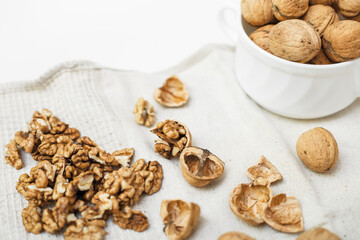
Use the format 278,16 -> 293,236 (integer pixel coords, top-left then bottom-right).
249,25 -> 274,53
241,0 -> 274,26
269,19 -> 321,63
309,48 -> 334,64
296,127 -> 338,173
302,5 -> 339,36
272,0 -> 309,21
322,20 -> 360,62
297,227 -> 340,240
309,0 -> 334,5
337,0 -> 360,18
218,232 -> 255,240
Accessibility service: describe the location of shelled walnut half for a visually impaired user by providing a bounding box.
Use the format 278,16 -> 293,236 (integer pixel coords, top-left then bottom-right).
179,147 -> 224,187
154,76 -> 189,107
160,199 -> 200,240
133,97 -> 155,127
151,120 -> 192,159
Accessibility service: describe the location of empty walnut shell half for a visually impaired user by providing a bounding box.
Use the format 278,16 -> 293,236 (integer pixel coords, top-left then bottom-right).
160,199 -> 200,240
218,232 -> 256,240
302,5 -> 339,36
263,194 -> 304,233
229,183 -> 272,225
296,127 -> 338,173
154,76 -> 189,107
241,0 -> 274,26
247,156 -> 282,185
272,0 -> 309,21
322,20 -> 360,62
337,0 -> 360,18
179,147 -> 224,187
269,19 -> 321,63
249,24 -> 274,53
297,227 -> 341,240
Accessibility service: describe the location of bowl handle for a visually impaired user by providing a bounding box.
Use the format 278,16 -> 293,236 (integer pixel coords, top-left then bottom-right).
217,1 -> 240,45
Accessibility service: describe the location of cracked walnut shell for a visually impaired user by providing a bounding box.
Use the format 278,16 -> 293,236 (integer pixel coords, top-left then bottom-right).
160,199 -> 200,240
297,227 -> 340,240
154,76 -> 189,107
151,120 -> 192,159
133,97 -> 155,127
272,0 -> 309,21
179,147 -> 224,187
269,19 -> 321,63
296,127 -> 338,173
249,24 -> 274,53
322,20 -> 360,62
218,232 -> 256,240
302,5 -> 339,36
229,183 -> 272,225
338,0 -> 360,18
241,0 -> 274,26
263,193 -> 304,233
247,156 -> 282,185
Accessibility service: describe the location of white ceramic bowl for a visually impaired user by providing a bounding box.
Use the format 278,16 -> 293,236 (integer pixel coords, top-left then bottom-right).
218,2 -> 360,119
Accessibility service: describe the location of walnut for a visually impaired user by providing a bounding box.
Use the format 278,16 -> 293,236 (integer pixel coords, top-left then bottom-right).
66,172 -> 94,197
297,227 -> 340,240
132,159 -> 163,195
81,191 -> 118,220
112,148 -> 134,167
309,48 -> 334,64
309,0 -> 333,5
160,199 -> 200,240
218,232 -> 256,240
272,0 -> 309,21
60,127 -> 81,140
89,147 -> 117,166
229,183 -> 272,225
246,156 -> 282,185
4,139 -> 23,169
29,109 -> 52,134
16,174 -> 53,205
65,165 -> 80,179
269,19 -> 321,63
249,24 -> 274,53
14,131 -> 37,153
338,0 -> 360,18
323,20 -> 360,62
49,115 -> 68,134
42,197 -> 71,233
52,154 -> 67,176
38,134 -> 58,156
31,150 -> 53,161
22,202 -> 43,234
296,127 -> 338,173
154,76 -> 189,107
263,193 -> 304,233
56,136 -> 77,158
113,206 -> 149,232
53,175 -> 69,200
241,0 -> 274,26
76,136 -> 98,149
151,120 -> 192,159
30,160 -> 57,188
133,97 -> 155,127
179,147 -> 224,187
71,147 -> 90,170
302,5 -> 339,36
64,219 -> 107,240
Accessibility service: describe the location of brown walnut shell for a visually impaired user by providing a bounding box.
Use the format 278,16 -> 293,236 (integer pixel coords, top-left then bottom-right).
241,0 -> 274,26
297,227 -> 340,240
296,127 -> 338,173
154,76 -> 189,107
179,147 -> 224,187
309,0 -> 334,5
309,48 -> 334,64
302,5 -> 339,36
338,0 -> 360,18
218,232 -> 256,240
246,156 -> 282,185
249,25 -> 274,53
272,0 -> 309,21
322,20 -> 360,62
269,19 -> 321,63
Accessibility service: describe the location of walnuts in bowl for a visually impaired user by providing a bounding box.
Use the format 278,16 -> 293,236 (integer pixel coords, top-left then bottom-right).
241,0 -> 274,26
272,0 -> 309,21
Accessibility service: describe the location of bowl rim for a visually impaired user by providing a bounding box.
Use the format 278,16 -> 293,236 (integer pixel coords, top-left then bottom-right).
237,6 -> 360,70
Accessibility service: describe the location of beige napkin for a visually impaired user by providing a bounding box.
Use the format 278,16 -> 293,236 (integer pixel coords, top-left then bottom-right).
0,44 -> 355,239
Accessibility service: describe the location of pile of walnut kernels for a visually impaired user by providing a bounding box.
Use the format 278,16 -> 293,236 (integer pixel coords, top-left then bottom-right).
5,109 -> 163,239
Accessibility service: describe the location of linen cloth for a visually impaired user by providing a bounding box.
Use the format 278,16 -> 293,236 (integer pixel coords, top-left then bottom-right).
0,44 -> 357,240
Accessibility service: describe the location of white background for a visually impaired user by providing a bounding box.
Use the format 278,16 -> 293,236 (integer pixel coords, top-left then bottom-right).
0,0 -> 233,83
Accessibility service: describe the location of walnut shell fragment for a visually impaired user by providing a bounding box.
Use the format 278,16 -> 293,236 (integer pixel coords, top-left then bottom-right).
154,76 -> 189,107
249,24 -> 274,53
229,183 -> 272,225
241,0 -> 274,26
179,147 -> 224,187
322,20 -> 360,62
218,232 -> 256,240
269,20 -> 321,63
296,127 -> 338,173
133,97 -> 155,127
338,0 -> 360,18
272,0 -> 309,21
302,5 -> 339,36
297,227 -> 340,240
160,199 -> 200,240
263,194 -> 304,233
309,48 -> 334,64
151,120 -> 192,159
246,156 -> 282,185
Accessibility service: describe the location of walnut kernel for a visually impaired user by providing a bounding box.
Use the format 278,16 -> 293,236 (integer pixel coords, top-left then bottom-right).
5,139 -> 23,169
133,97 -> 155,127
113,206 -> 149,232
22,202 -> 43,234
154,76 -> 189,107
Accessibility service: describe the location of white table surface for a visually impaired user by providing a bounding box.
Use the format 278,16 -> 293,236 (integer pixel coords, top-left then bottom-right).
0,0 -> 232,83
